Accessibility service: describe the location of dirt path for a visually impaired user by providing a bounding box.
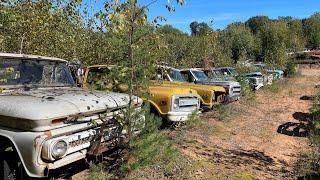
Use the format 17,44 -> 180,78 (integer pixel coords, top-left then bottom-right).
71,67 -> 320,179
175,67 -> 320,179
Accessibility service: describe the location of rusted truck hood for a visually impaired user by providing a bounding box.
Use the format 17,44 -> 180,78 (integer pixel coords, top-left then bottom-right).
0,87 -> 133,131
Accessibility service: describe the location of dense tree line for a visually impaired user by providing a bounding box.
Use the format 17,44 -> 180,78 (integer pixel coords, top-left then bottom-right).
0,1 -> 319,69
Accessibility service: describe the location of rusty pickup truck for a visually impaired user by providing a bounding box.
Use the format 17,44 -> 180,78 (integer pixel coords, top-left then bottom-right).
0,53 -> 144,179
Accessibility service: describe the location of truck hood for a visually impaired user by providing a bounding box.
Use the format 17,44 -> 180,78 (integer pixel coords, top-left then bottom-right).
149,84 -> 197,96
267,69 -> 284,75
153,81 -> 225,93
198,79 -> 240,87
0,87 -> 132,121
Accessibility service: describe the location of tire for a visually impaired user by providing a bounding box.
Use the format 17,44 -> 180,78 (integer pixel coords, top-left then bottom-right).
0,152 -> 15,180
0,151 -> 27,180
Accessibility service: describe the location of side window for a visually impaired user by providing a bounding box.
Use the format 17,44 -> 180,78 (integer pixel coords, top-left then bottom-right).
155,68 -> 164,80
221,69 -> 229,75
180,71 -> 190,82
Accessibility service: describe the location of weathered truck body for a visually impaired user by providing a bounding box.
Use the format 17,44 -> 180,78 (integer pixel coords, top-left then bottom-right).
0,53 -> 144,178
212,67 -> 264,90
180,68 -> 241,102
81,65 -> 201,122
155,65 -> 226,109
242,72 -> 265,90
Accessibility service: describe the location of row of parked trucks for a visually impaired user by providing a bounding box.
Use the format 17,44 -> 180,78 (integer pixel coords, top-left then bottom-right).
0,53 -> 284,179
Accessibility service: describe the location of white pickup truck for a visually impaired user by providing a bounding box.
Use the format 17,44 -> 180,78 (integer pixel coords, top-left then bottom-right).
0,53 -> 144,179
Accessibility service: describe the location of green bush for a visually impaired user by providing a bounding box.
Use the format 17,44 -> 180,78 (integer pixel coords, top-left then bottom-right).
88,164 -> 110,180
121,131 -> 179,173
301,93 -> 320,176
236,76 -> 256,102
285,60 -> 297,78
265,80 -> 280,93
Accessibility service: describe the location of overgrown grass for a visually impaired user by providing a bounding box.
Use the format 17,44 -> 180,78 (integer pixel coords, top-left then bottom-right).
234,171 -> 255,180
236,76 -> 256,104
285,59 -> 297,78
212,103 -> 246,122
297,92 -> 320,178
184,110 -> 203,129
88,164 -> 110,180
87,106 -> 207,179
264,80 -> 280,93
122,130 -> 179,172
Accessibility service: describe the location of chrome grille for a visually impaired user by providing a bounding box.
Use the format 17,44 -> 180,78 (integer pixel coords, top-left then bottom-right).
172,95 -> 200,112
231,86 -> 241,94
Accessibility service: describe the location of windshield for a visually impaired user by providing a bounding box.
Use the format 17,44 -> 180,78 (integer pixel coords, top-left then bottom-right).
229,68 -> 238,75
212,70 -> 224,76
167,69 -> 186,82
191,70 -> 209,81
0,58 -> 74,87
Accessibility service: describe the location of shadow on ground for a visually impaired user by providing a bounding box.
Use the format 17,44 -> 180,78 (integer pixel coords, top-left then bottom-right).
298,173 -> 320,180
212,148 -> 275,166
293,112 -> 313,122
300,95 -> 315,101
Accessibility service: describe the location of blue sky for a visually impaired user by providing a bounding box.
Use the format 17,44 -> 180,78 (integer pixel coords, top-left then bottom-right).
85,0 -> 320,33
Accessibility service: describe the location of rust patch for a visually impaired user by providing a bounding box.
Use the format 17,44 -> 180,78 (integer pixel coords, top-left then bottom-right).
44,130 -> 52,138
33,135 -> 42,148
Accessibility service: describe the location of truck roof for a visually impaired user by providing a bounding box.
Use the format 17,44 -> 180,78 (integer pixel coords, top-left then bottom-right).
213,67 -> 235,70
86,64 -> 115,69
0,53 -> 68,62
157,65 -> 180,71
180,68 -> 203,71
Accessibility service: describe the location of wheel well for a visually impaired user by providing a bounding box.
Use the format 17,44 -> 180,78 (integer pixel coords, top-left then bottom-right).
0,136 -> 20,166
0,136 -> 15,151
0,136 -> 27,178
214,91 -> 225,101
149,103 -> 160,116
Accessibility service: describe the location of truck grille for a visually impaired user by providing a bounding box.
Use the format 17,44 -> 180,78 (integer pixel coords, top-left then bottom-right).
231,86 -> 241,95
172,95 -> 200,112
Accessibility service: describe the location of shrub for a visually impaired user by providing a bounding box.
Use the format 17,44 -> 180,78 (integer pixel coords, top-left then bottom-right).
285,60 -> 297,77
300,93 -> 320,177
121,131 -> 179,173
236,76 -> 256,103
265,80 -> 280,93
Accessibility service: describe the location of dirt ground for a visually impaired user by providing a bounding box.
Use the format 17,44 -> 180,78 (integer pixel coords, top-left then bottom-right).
72,67 -> 320,180
174,67 -> 320,179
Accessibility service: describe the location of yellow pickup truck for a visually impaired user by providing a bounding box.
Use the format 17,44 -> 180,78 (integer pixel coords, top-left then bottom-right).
155,65 -> 226,109
80,65 -> 201,122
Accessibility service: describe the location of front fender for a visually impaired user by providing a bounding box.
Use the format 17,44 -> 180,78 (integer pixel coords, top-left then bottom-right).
0,126 -> 49,178
145,99 -> 168,116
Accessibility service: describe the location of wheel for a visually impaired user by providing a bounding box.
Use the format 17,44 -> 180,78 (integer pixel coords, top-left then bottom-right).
0,151 -> 27,180
0,152 -> 15,180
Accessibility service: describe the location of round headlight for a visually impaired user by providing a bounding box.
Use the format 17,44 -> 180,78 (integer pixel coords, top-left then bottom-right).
51,140 -> 68,159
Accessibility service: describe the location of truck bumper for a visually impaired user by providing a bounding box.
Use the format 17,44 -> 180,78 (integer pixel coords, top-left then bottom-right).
226,95 -> 241,102
252,84 -> 263,90
167,111 -> 199,122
